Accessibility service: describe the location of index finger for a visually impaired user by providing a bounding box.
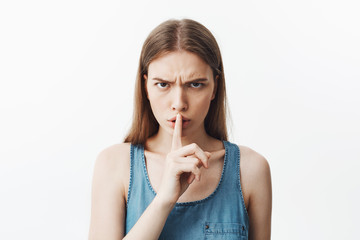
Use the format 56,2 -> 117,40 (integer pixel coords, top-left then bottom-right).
171,113 -> 182,151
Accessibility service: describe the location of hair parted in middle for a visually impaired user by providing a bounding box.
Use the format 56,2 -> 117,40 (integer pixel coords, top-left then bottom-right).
124,18 -> 228,145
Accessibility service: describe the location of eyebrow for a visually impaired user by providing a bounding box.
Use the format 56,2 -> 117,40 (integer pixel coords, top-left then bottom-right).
151,77 -> 209,82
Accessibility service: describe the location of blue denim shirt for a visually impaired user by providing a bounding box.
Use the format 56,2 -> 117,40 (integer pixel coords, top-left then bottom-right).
125,141 -> 249,239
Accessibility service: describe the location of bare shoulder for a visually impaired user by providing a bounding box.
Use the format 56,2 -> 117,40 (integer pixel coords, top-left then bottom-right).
95,143 -> 130,173
96,142 -> 131,162
94,143 -> 128,176
237,145 -> 272,238
94,142 -> 131,191
238,145 -> 271,179
237,145 -> 272,205
89,142 -> 131,239
95,143 -> 131,170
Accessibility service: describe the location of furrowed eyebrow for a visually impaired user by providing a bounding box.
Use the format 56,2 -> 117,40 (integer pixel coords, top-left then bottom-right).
187,78 -> 208,82
151,77 -> 208,82
151,77 -> 172,82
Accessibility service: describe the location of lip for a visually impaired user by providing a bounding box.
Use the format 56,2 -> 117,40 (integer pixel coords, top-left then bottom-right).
168,115 -> 190,121
167,115 -> 191,128
168,119 -> 191,128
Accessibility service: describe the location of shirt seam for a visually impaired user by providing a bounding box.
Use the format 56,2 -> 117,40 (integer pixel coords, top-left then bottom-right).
236,144 -> 250,224
141,140 -> 228,206
126,144 -> 134,208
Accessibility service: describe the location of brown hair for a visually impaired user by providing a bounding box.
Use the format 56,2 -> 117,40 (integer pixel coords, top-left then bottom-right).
124,18 -> 228,145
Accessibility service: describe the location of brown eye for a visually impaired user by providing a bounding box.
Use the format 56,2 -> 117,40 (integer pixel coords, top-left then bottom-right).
190,82 -> 203,88
156,82 -> 168,88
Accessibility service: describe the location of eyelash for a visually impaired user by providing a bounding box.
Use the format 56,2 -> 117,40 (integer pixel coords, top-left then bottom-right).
155,82 -> 204,89
190,82 -> 203,88
156,82 -> 169,88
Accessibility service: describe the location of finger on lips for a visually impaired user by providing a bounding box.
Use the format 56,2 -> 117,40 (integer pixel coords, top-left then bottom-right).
171,113 -> 182,151
170,113 -> 211,183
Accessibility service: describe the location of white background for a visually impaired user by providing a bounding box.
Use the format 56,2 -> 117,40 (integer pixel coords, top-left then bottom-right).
1,0 -> 359,239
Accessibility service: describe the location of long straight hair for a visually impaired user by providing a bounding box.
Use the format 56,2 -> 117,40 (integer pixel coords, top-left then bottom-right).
124,19 -> 228,145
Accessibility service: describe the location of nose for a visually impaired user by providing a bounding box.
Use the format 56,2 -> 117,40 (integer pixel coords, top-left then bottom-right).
171,87 -> 188,112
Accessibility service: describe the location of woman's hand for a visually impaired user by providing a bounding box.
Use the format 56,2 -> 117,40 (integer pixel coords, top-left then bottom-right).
156,113 -> 211,206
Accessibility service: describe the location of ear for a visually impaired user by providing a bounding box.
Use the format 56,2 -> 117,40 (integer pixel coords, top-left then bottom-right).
211,75 -> 219,100
144,74 -> 149,99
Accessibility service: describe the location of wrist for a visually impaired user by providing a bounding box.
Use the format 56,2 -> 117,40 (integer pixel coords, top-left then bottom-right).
153,194 -> 176,212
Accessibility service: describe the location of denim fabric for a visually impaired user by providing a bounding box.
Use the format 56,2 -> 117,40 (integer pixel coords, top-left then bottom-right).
125,141 -> 249,239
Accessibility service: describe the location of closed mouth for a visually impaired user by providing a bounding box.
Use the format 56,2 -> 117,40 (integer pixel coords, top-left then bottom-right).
168,115 -> 190,122
169,119 -> 190,123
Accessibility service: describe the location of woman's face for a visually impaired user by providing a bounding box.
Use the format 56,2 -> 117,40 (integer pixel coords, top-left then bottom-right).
145,51 -> 217,137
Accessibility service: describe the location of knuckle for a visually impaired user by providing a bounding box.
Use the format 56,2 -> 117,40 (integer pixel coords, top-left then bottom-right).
192,157 -> 200,164
190,143 -> 198,149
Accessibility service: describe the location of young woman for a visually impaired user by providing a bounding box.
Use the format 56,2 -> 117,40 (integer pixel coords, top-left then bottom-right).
89,19 -> 272,240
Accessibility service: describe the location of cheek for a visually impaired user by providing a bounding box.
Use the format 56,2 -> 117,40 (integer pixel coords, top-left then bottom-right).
148,92 -> 167,114
192,92 -> 213,111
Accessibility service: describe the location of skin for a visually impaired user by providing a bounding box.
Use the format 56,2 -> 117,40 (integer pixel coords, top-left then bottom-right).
88,51 -> 272,239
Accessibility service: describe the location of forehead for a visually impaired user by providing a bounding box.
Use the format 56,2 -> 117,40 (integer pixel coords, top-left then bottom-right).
148,51 -> 212,78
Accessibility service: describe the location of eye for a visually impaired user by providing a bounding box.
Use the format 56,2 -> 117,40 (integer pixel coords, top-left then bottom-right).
156,82 -> 169,88
190,82 -> 203,88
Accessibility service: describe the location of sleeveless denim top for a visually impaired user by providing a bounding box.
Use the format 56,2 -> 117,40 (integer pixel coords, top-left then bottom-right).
125,141 -> 249,239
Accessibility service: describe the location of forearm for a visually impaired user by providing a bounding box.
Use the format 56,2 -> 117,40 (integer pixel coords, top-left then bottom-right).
123,196 -> 174,240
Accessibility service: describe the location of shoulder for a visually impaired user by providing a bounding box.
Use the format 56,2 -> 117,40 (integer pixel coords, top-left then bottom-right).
237,145 -> 271,197
238,145 -> 270,176
89,143 -> 131,238
96,142 -> 131,162
93,142 -> 131,190
237,145 -> 272,238
95,142 -> 131,169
